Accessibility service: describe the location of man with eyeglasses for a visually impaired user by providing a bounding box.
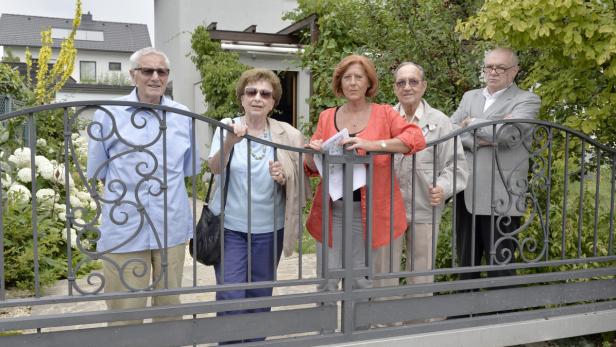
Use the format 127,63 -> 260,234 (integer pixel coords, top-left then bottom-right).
450,47 -> 541,280
374,62 -> 468,292
87,47 -> 199,325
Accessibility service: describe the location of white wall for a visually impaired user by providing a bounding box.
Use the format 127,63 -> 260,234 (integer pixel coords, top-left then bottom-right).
154,0 -> 309,159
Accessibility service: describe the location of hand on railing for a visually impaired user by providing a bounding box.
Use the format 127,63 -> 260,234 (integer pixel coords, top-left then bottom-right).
304,139 -> 323,171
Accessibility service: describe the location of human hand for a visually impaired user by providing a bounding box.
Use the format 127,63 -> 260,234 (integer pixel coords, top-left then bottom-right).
340,136 -> 372,151
428,185 -> 444,206
304,139 -> 323,171
461,117 -> 474,128
225,122 -> 248,147
269,160 -> 286,185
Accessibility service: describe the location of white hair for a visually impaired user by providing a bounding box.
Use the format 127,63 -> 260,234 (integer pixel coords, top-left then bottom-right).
485,47 -> 519,66
129,47 -> 171,70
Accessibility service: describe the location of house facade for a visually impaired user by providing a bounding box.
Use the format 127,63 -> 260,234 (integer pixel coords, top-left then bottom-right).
153,0 -> 310,157
0,12 -> 150,102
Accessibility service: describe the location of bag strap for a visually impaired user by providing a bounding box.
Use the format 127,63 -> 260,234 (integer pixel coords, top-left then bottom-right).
205,119 -> 235,206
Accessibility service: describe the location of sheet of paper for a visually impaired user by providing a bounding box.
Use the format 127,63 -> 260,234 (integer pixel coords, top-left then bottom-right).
314,128 -> 367,201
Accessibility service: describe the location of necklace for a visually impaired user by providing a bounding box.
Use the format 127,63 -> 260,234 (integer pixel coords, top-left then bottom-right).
243,116 -> 270,161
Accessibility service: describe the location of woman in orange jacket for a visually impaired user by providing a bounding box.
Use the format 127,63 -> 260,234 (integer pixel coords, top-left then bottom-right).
304,54 -> 426,291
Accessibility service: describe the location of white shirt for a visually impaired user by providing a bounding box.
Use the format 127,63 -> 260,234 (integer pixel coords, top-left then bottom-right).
482,84 -> 512,112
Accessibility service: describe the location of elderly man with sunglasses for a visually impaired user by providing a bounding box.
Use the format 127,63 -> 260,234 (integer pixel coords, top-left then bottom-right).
374,62 -> 467,292
450,47 -> 541,281
87,47 -> 199,325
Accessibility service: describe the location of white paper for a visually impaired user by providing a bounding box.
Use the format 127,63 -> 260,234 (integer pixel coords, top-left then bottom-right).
314,128 -> 367,200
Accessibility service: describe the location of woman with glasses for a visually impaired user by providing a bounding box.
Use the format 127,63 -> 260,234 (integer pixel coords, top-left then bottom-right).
304,54 -> 426,291
207,68 -> 308,344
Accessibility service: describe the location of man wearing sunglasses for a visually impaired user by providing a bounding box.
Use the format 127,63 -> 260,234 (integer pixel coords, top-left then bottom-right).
87,47 -> 199,325
450,47 -> 541,281
377,62 -> 468,293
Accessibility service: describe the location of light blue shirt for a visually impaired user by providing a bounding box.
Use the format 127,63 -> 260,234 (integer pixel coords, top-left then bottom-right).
208,117 -> 285,233
87,89 -> 200,252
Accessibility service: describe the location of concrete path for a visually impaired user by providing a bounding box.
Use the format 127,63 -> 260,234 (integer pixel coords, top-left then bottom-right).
30,248 -> 316,323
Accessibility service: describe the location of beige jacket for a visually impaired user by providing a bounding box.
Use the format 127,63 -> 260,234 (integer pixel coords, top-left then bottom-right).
268,119 -> 311,256
394,100 -> 469,224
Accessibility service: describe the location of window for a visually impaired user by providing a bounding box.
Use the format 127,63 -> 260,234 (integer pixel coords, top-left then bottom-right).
109,62 -> 121,71
80,61 -> 96,83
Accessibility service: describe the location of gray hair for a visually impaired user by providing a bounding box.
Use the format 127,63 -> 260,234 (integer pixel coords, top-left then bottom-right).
129,47 -> 171,70
393,61 -> 426,80
485,47 -> 519,66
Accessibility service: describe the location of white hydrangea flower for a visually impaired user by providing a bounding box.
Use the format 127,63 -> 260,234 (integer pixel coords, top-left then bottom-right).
74,218 -> 86,226
54,203 -> 67,212
58,211 -> 67,221
89,200 -> 97,210
1,172 -> 12,187
69,195 -> 83,208
8,184 -> 31,203
36,188 -> 57,208
61,227 -> 78,248
38,161 -> 55,181
10,147 -> 32,168
35,155 -> 55,180
73,208 -> 83,218
36,138 -> 47,147
16,167 -> 34,183
75,190 -> 91,203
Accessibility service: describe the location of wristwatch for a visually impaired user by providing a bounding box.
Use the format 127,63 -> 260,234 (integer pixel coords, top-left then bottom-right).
380,140 -> 387,149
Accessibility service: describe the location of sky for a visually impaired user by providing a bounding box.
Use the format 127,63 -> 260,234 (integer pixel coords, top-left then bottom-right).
0,0 -> 155,42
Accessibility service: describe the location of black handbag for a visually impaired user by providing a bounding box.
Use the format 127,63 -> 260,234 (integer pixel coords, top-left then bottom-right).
189,140 -> 234,266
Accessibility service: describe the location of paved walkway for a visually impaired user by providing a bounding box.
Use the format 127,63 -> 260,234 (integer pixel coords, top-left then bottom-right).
30,248 -> 316,322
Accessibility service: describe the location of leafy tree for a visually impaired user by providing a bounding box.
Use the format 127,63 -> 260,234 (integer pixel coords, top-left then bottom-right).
0,63 -> 27,100
457,0 -> 616,147
284,0 -> 485,127
190,26 -> 249,119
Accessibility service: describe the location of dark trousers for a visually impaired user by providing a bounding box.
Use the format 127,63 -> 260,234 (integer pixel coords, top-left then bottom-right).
214,228 -> 284,344
455,192 -> 519,280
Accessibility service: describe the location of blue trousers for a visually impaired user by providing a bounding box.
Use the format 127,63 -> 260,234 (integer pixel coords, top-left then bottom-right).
214,228 -> 284,344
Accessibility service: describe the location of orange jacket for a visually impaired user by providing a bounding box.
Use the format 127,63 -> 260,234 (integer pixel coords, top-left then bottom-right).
305,104 -> 426,249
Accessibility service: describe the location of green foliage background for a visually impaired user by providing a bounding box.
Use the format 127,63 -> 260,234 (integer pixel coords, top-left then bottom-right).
190,27 -> 250,120
284,0 -> 485,128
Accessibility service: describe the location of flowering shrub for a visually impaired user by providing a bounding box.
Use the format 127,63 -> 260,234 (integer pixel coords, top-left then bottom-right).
1,134 -> 97,290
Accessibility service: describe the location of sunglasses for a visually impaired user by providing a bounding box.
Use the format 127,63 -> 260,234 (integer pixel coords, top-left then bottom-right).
134,67 -> 170,77
244,87 -> 273,99
395,78 -> 422,88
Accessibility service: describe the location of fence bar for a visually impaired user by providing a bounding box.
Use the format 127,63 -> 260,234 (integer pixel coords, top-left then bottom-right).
247,138 -> 252,282
161,110 -> 169,289
190,117 -> 197,287
489,124 -> 497,265
410,154 -> 417,272
389,153 -> 394,273
609,153 -> 616,256
298,152 -> 304,279
452,136 -> 459,268
28,113 -> 40,298
431,144 -> 438,269
562,134 -> 570,259
544,126 -> 553,262
578,142 -> 586,257
593,151 -> 601,257
273,148 -> 279,281
63,107 -> 74,296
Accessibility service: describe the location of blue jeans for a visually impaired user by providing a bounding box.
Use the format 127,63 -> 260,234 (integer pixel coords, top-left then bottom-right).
214,228 -> 284,344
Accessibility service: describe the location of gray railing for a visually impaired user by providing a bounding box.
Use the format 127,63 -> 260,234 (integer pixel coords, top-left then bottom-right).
0,101 -> 614,346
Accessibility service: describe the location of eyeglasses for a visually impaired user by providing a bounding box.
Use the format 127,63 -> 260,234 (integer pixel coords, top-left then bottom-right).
244,87 -> 273,99
395,78 -> 422,88
482,65 -> 516,74
134,67 -> 170,77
